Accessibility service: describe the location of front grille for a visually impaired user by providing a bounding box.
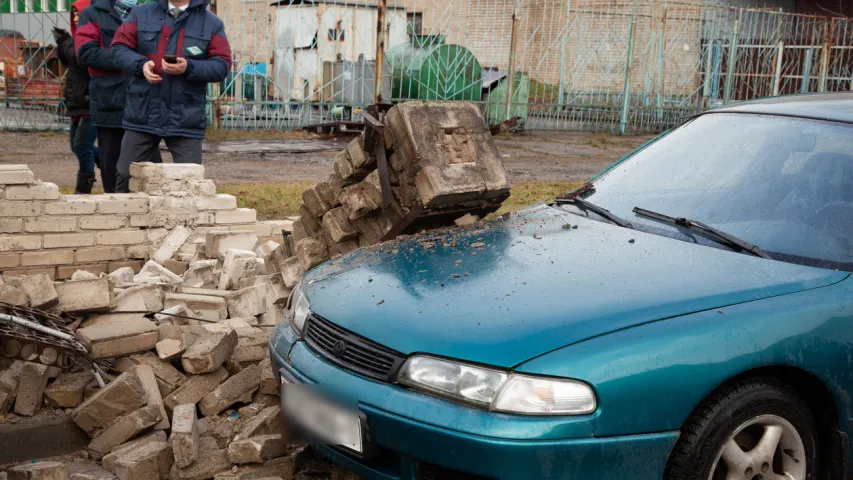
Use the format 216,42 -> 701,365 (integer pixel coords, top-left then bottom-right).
304,314 -> 406,383
417,462 -> 492,480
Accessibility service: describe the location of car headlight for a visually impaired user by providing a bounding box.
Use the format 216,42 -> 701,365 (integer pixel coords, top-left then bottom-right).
397,355 -> 597,415
287,283 -> 311,336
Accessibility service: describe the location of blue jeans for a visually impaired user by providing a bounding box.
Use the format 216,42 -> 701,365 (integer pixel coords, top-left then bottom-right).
70,117 -> 98,175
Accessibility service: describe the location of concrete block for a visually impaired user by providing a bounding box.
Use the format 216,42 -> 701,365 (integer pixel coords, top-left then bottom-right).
1,267 -> 56,280
56,278 -> 112,313
0,235 -> 42,252
205,231 -> 258,260
163,260 -> 189,276
67,463 -> 115,480
5,182 -> 60,200
69,269 -> 100,281
346,135 -> 374,170
109,267 -> 135,284
20,249 -> 75,267
7,462 -> 69,480
215,208 -> 257,225
289,219 -> 308,244
415,163 -> 486,207
0,252 -> 20,269
218,249 -> 259,290
46,197 -> 97,215
181,260 -> 217,289
96,197 -> 149,215
352,214 -> 392,245
79,216 -> 127,230
44,232 -> 95,249
0,201 -> 43,218
236,406 -> 285,440
130,364 -> 170,431
72,369 -> 148,436
96,231 -> 147,246
76,317 -> 158,359
152,226 -> 191,264
163,369 -> 229,415
76,247 -> 126,263
196,194 -> 237,211
333,150 -> 356,184
114,284 -> 164,313
226,285 -> 268,319
6,274 -> 57,308
165,293 -> 227,323
109,261 -> 144,273
199,364 -> 260,416
227,434 -> 286,465
114,353 -> 186,394
231,335 -> 269,363
113,441 -> 172,480
182,330 -> 238,374
45,371 -> 93,408
134,261 -> 183,285
0,165 -> 35,185
258,358 -> 278,396
301,185 -> 330,218
0,283 -> 29,306
298,205 -> 323,237
24,216 -> 77,233
13,362 -> 49,416
322,207 -> 358,243
101,431 -> 166,473
295,237 -> 329,272
254,241 -> 280,273
168,437 -> 230,480
87,404 -> 162,458
169,404 -> 199,468
0,218 -> 22,233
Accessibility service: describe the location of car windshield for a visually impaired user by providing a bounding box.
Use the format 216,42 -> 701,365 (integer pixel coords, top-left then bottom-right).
579,112 -> 853,271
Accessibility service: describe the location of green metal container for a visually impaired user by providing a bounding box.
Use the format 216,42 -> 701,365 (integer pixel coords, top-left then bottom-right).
485,73 -> 530,127
386,37 -> 482,102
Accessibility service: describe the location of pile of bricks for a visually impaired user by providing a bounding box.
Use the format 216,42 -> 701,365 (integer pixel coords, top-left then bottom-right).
277,101 -> 510,279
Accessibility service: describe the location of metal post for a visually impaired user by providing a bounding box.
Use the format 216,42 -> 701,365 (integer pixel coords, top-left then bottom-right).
557,0 -> 571,107
374,0 -> 387,104
505,1 -> 520,121
772,40 -> 784,96
702,41 -> 714,99
818,23 -> 831,93
801,48 -> 813,93
210,0 -> 221,128
656,4 -> 667,109
723,11 -> 741,105
619,4 -> 638,135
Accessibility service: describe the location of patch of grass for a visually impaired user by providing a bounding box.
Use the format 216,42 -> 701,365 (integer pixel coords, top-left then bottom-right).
205,128 -> 325,142
218,182 -> 314,220
494,181 -> 580,217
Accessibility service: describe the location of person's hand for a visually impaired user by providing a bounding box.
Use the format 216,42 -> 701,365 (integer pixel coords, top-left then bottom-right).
143,61 -> 162,84
52,27 -> 70,44
162,57 -> 188,76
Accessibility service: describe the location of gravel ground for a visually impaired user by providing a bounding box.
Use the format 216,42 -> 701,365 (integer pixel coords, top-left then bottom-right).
0,130 -> 653,188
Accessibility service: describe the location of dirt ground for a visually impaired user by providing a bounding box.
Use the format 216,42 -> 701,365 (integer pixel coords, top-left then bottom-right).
0,130 -> 652,188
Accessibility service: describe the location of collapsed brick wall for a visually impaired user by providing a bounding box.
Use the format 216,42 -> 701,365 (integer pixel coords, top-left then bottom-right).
0,164 -> 292,281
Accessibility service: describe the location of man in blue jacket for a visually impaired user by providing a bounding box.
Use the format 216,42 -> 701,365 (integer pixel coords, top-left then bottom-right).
110,0 -> 231,193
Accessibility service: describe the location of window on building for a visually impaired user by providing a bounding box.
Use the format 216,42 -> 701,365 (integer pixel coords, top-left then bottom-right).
407,12 -> 423,35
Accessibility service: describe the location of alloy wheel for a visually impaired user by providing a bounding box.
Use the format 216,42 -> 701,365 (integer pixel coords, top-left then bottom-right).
709,414 -> 807,480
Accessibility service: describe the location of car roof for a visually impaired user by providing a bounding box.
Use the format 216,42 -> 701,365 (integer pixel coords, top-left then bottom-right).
710,92 -> 853,124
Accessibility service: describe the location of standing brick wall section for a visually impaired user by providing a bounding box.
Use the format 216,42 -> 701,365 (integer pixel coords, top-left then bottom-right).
0,164 -> 291,280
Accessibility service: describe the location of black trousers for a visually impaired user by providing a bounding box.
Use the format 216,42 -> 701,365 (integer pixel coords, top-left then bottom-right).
97,127 -> 124,193
116,130 -> 203,193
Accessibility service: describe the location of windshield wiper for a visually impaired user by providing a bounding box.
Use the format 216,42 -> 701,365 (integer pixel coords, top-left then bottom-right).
554,196 -> 633,229
632,207 -> 771,259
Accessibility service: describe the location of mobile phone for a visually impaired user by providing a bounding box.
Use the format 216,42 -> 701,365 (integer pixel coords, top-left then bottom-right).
164,55 -> 178,64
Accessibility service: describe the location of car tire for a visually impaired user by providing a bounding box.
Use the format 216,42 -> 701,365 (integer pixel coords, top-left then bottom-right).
665,377 -> 818,480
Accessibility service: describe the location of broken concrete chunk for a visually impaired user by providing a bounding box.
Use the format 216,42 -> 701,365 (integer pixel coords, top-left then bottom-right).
205,231 -> 258,260
301,184 -> 331,218
218,249 -> 260,291
346,135 -> 374,171
231,335 -> 269,363
6,461 -> 69,480
45,371 -> 93,408
113,353 -> 186,394
67,463 -> 115,480
72,369 -> 148,435
152,225 -> 191,264
295,237 -> 329,272
88,404 -> 163,458
163,368 -> 229,413
130,364 -> 169,431
258,358 -> 278,396
154,304 -> 188,326
134,261 -> 183,285
6,274 -> 57,309
155,338 -> 187,362
56,278 -> 112,313
102,431 -> 168,474
455,213 -> 481,226
236,406 -> 285,440
415,163 -> 486,207
114,284 -> 164,313
168,437 -> 230,480
181,330 -> 238,374
182,259 -> 218,289
0,283 -> 29,306
164,293 -> 227,323
76,317 -> 158,359
109,267 -> 135,284
13,361 -> 49,416
169,404 -> 199,468
227,434 -> 286,465
71,270 -> 99,281
339,184 -> 379,221
113,441 -> 173,480
226,285 -> 268,319
322,207 -> 359,243
199,364 -> 261,417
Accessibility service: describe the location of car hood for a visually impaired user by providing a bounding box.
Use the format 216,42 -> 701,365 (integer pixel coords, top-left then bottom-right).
303,205 -> 848,368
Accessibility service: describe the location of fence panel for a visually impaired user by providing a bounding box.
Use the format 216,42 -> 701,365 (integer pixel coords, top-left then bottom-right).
1,0 -> 852,132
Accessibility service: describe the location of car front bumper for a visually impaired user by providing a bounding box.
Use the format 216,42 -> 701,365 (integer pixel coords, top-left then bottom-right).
270,329 -> 679,480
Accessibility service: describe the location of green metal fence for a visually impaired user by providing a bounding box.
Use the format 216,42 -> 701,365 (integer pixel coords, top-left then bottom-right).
1,0 -> 852,133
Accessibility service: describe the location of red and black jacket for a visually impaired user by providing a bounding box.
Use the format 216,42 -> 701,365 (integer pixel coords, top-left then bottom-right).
109,0 -> 232,139
75,0 -> 130,128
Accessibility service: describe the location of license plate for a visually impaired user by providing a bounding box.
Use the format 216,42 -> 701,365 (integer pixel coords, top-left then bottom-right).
281,383 -> 363,453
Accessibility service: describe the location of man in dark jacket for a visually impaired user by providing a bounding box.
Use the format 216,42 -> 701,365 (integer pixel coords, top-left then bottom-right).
54,0 -> 98,194
75,0 -> 134,193
109,0 -> 232,193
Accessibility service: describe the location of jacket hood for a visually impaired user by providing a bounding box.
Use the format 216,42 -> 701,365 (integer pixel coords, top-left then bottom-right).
70,0 -> 91,35
303,204 -> 849,368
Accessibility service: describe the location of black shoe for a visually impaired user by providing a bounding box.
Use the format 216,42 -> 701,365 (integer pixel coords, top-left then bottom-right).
74,172 -> 96,194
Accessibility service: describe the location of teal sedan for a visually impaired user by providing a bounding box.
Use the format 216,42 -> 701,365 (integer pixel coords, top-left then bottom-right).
270,93 -> 853,480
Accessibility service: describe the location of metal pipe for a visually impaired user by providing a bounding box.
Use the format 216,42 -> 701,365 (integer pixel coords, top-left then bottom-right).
505,0 -> 520,122
772,40 -> 784,96
723,11 -> 742,105
374,0 -> 387,104
619,3 -> 638,135
558,0 -> 571,107
818,22 -> 831,93
0,313 -> 75,342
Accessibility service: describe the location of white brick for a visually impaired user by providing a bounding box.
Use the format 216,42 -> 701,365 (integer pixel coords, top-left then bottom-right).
153,226 -> 191,264
43,233 -> 95,248
130,214 -> 150,227
0,201 -> 42,217
5,183 -> 60,200
80,216 -> 126,230
0,236 -> 41,252
230,223 -> 271,237
45,197 -> 98,215
261,219 -> 294,234
21,249 -> 74,266
161,164 -> 205,180
127,245 -> 150,259
0,219 -> 22,233
97,230 -> 147,246
76,247 -> 126,263
195,194 -> 237,211
216,208 -> 257,225
0,253 -> 20,268
0,167 -> 34,185
24,217 -> 77,233
147,228 -> 169,245
97,197 -> 149,214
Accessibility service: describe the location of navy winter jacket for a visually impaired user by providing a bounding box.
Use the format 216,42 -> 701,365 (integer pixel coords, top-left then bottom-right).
75,0 -> 130,128
109,0 -> 231,139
